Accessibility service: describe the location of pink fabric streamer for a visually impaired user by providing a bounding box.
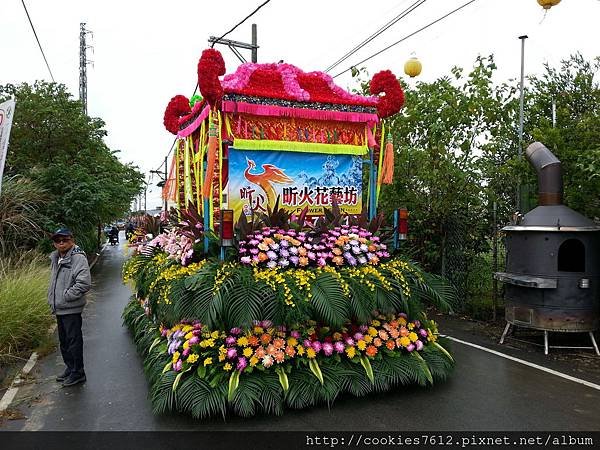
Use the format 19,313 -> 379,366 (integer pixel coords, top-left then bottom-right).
221,100 -> 379,124
177,105 -> 210,138
367,126 -> 378,148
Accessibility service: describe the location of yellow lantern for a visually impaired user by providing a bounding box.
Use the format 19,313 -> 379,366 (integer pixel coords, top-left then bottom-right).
404,56 -> 422,78
537,0 -> 561,10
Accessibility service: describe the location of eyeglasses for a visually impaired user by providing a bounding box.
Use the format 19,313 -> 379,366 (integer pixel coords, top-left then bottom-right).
53,238 -> 72,244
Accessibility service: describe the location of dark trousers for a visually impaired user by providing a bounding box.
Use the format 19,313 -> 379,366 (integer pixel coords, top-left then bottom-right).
56,313 -> 85,376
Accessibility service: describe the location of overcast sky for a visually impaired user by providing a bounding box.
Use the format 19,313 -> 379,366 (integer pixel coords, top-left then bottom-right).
2,0 -> 598,209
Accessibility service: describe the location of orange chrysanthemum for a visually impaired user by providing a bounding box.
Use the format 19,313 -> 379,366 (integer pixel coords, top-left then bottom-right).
366,345 -> 378,357
386,340 -> 396,350
260,333 -> 272,345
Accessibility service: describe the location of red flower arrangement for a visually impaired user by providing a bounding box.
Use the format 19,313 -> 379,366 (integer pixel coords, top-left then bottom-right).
163,95 -> 191,135
198,48 -> 226,107
370,70 -> 405,118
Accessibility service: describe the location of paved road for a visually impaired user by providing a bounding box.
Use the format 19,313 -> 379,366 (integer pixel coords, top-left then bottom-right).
2,236 -> 600,431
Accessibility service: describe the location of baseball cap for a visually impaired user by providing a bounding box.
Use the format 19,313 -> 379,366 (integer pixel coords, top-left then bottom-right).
51,228 -> 74,240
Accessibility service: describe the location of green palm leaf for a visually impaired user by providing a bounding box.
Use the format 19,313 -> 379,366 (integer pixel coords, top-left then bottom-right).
309,272 -> 347,328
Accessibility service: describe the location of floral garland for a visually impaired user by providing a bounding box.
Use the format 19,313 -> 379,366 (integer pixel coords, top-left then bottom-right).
370,70 -> 405,119
222,62 -> 380,107
162,313 -> 440,374
238,225 -> 389,268
198,48 -> 226,107
163,95 -> 191,135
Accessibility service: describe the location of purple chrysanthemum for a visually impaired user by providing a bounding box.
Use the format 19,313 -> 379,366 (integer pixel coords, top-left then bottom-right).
322,342 -> 334,356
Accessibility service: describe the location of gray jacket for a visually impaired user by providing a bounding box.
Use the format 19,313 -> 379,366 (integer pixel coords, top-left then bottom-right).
47,245 -> 91,315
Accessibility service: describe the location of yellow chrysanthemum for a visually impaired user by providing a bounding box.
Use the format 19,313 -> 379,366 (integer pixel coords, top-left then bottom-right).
249,356 -> 259,367
203,357 -> 213,366
183,341 -> 190,350
185,332 -> 194,340
368,327 -> 378,337
364,335 -> 373,344
242,347 -> 253,358
345,346 -> 356,359
182,325 -> 193,333
398,317 -> 407,326
297,346 -> 305,356
237,336 -> 249,347
218,354 -> 226,362
408,323 -> 415,330
172,351 -> 180,364
210,331 -> 220,339
371,320 -> 381,327
223,363 -> 232,371
187,354 -> 199,364
287,337 -> 298,347
409,332 -> 418,343
399,336 -> 411,347
357,340 -> 367,351
306,348 -> 317,359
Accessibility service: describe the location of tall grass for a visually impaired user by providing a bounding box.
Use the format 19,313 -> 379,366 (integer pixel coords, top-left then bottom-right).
0,252 -> 54,362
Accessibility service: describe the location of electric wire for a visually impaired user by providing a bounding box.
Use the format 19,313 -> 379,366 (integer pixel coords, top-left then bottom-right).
324,0 -> 427,73
332,0 -> 479,79
20,0 -> 55,82
156,0 -> 272,173
210,0 -> 271,48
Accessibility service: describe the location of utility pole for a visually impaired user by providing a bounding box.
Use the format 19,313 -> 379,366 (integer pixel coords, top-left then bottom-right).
79,23 -> 93,114
517,35 -> 528,213
208,24 -> 258,63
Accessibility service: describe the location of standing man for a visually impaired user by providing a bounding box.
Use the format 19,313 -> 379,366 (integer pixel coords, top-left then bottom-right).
47,228 -> 91,386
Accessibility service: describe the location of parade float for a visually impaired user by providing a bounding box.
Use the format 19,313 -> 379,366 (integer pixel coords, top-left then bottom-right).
123,48 -> 455,419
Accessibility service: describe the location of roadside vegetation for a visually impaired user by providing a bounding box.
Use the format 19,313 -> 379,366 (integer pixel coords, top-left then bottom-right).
0,82 -> 144,364
355,53 -> 600,318
0,253 -> 53,364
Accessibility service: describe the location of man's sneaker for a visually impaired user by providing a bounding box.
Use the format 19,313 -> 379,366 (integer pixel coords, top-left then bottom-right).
56,368 -> 71,382
62,372 -> 86,387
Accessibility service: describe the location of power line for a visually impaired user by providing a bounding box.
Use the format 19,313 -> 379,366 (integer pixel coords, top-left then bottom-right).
332,0 -> 479,79
20,0 -> 55,82
157,1 -> 272,173
210,0 -> 271,48
325,0 -> 427,73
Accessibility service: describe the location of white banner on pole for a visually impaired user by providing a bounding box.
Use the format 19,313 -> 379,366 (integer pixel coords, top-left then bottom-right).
0,98 -> 16,195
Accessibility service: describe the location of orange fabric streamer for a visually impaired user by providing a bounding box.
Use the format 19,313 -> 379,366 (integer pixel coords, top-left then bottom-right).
202,115 -> 219,199
381,133 -> 394,185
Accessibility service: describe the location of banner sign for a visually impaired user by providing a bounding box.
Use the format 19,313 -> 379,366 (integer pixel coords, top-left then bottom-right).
0,98 -> 16,194
228,148 -> 363,219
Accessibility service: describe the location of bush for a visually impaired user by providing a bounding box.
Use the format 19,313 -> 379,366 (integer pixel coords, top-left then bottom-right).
465,241 -> 505,321
0,253 -> 54,362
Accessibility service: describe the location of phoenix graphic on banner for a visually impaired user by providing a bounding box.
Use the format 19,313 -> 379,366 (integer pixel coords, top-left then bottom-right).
229,148 -> 363,219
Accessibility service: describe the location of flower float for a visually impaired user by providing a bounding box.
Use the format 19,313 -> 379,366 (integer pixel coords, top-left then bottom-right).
124,49 -> 453,419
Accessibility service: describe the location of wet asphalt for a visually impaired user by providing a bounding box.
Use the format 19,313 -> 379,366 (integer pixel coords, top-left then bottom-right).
1,234 -> 600,431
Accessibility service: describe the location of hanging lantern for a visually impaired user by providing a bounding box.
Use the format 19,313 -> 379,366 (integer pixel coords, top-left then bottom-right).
537,0 -> 561,10
404,56 -> 422,78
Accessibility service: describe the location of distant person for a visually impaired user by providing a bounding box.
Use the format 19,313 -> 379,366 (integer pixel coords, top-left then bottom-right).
109,225 -> 119,243
47,228 -> 91,387
126,222 -> 135,240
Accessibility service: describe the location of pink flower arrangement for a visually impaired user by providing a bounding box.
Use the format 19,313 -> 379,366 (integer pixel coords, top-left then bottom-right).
149,229 -> 196,266
162,314 -> 437,375
238,225 -> 389,268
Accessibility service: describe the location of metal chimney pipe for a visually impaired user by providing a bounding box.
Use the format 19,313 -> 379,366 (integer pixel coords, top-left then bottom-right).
525,142 -> 563,206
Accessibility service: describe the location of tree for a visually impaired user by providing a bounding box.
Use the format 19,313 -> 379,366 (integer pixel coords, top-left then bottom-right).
377,56 -> 519,280
525,54 -> 600,219
0,82 -> 144,253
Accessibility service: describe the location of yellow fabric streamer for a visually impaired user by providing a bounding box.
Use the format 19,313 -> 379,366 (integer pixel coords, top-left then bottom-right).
233,139 -> 368,155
